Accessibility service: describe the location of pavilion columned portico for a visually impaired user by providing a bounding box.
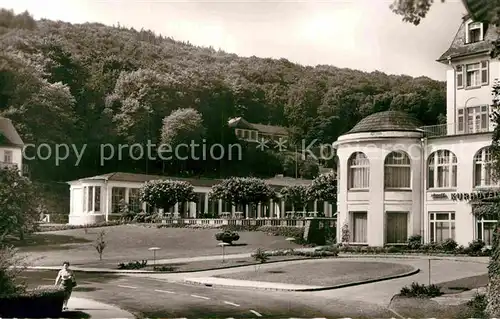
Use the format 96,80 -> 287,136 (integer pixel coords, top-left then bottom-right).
67,172 -> 335,225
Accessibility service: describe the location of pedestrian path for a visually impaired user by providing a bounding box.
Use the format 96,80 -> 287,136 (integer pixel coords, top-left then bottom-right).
432,286 -> 486,306
67,297 -> 135,318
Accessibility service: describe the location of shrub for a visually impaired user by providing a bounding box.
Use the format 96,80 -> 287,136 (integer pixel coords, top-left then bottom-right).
407,235 -> 422,250
399,282 -> 442,298
463,293 -> 488,319
385,246 -> 401,253
0,285 -> 65,318
439,238 -> 458,251
117,260 -> 148,269
256,226 -> 304,239
215,231 -> 240,244
252,248 -> 269,263
94,230 -> 107,260
468,239 -> 486,254
0,247 -> 26,298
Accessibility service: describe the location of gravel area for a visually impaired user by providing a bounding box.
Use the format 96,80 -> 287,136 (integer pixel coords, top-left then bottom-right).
215,260 -> 415,286
19,225 -> 302,266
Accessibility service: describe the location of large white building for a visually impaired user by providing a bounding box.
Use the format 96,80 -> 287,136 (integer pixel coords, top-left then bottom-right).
334,17 -> 500,247
67,172 -> 335,225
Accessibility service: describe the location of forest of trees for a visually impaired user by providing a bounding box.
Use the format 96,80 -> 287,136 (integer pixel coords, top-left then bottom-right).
0,9 -> 447,182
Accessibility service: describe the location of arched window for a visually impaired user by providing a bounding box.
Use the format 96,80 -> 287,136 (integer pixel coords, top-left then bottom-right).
384,151 -> 411,189
474,147 -> 496,187
348,152 -> 369,189
427,150 -> 457,189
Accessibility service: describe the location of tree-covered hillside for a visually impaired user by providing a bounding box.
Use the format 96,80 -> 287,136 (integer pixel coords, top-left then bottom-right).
0,9 -> 446,182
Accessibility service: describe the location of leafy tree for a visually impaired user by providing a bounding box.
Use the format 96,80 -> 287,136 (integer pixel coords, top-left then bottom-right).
282,152 -> 320,179
161,108 -> 205,145
139,179 -> 196,215
279,185 -> 310,212
0,168 -> 40,242
307,172 -> 337,206
209,177 -> 276,218
390,0 -> 500,25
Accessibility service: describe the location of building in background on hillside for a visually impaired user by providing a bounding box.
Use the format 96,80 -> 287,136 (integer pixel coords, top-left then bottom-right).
0,117 -> 24,173
228,117 -> 288,144
66,172 -> 336,225
333,16 -> 499,247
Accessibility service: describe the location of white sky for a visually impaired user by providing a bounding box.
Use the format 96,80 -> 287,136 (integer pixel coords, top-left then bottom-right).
0,0 -> 466,80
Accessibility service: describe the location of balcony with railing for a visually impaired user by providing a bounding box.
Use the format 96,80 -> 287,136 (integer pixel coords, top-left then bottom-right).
420,122 -> 491,138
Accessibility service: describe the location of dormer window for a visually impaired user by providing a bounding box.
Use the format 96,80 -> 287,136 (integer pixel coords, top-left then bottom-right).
466,21 -> 484,44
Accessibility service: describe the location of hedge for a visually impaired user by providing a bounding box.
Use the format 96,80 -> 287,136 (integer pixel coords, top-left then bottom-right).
0,286 -> 65,318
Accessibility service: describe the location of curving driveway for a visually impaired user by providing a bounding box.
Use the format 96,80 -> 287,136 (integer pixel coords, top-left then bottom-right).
66,256 -> 489,318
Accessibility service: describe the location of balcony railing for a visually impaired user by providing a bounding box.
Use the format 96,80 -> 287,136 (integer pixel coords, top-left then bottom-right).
0,162 -> 18,170
420,123 -> 491,138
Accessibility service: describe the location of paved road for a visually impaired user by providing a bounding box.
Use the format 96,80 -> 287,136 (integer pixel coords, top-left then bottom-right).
27,271 -> 392,318
77,276 -> 394,318
24,257 -> 488,318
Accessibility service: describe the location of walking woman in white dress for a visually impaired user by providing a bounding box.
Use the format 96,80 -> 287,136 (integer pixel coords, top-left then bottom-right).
54,261 -> 77,310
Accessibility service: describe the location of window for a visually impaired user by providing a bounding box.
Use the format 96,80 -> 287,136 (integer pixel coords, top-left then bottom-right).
481,61 -> 489,85
466,63 -> 480,88
427,150 -> 457,189
460,60 -> 489,89
467,21 -> 483,44
129,188 -> 141,212
250,131 -> 257,141
351,212 -> 367,243
348,152 -> 369,189
386,212 -> 408,244
384,151 -> 411,189
474,147 -> 496,187
456,65 -> 464,89
112,187 -> 126,213
458,105 -> 489,134
429,212 -> 455,243
3,150 -> 12,163
84,186 -> 101,212
476,213 -> 497,246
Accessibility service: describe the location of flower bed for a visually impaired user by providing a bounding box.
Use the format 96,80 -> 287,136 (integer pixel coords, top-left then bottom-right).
38,220 -> 123,232
0,286 -> 65,318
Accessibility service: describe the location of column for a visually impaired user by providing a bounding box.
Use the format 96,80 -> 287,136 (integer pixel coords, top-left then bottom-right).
189,202 -> 196,218
257,203 -> 262,218
174,203 -> 179,218
280,199 -> 285,219
269,199 -> 274,218
245,204 -> 249,218
125,188 -> 130,204
231,204 -> 236,218
314,200 -> 318,213
218,199 -> 222,215
204,193 -> 209,215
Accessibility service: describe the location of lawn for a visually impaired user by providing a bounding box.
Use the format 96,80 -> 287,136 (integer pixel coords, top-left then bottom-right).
215,259 -> 415,286
5,234 -> 91,252
18,225 -> 303,266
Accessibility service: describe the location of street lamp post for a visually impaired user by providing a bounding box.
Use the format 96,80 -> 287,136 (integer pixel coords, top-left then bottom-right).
148,247 -> 161,266
218,242 -> 229,263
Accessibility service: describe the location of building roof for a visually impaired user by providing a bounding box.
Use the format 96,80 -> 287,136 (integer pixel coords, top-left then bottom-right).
0,117 -> 24,147
68,172 -> 312,188
228,117 -> 288,135
437,20 -> 498,62
346,111 -> 423,134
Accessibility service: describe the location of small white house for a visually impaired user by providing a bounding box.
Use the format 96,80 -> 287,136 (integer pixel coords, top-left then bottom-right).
0,117 -> 24,173
67,172 -> 335,225
333,17 -> 500,247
